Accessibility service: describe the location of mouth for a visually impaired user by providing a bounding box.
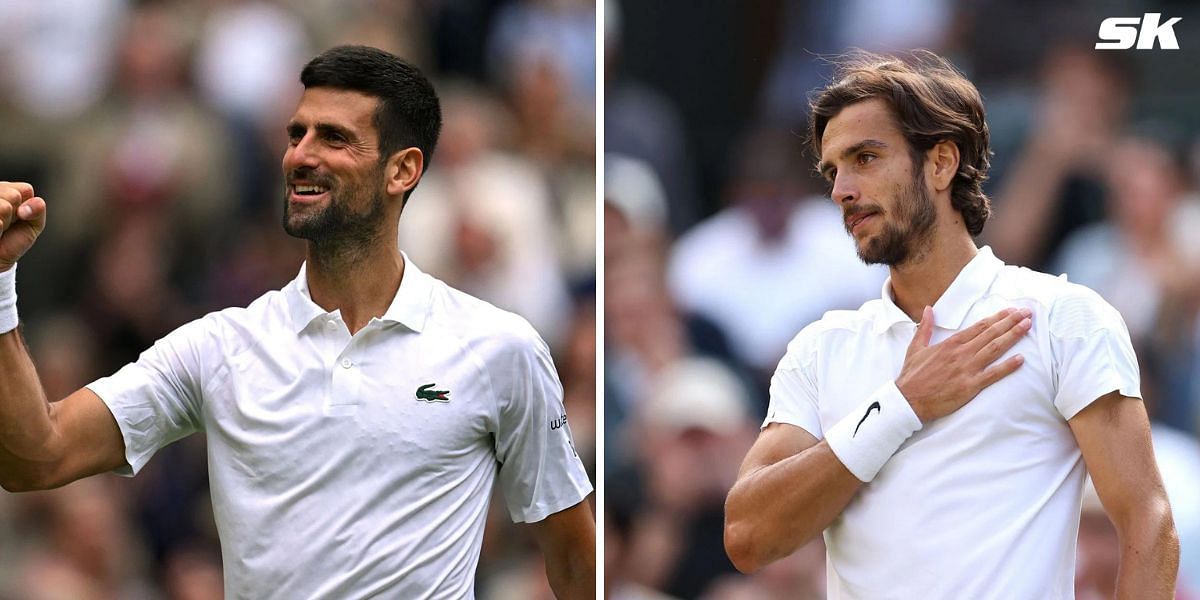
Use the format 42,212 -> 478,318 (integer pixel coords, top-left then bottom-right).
288,182 -> 332,204
845,210 -> 879,235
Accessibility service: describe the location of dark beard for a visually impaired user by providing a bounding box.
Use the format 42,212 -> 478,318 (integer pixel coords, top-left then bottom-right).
854,170 -> 937,266
283,175 -> 388,256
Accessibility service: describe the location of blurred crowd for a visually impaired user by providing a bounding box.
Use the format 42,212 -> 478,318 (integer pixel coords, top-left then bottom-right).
606,0 -> 1200,598
0,0 -> 595,598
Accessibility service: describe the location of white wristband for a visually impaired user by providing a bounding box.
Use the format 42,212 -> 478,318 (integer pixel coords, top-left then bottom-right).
825,381 -> 923,482
0,265 -> 17,334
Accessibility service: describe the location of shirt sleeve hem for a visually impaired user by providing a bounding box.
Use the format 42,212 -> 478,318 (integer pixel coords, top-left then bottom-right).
85,382 -> 145,477
509,481 -> 593,524
761,416 -> 823,441
1055,378 -> 1142,420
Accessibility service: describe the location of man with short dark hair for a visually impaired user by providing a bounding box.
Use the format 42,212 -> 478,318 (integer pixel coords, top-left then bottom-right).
0,45 -> 594,599
724,50 -> 1178,598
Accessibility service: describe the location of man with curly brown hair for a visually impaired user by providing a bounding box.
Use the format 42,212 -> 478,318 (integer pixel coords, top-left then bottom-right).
725,50 -> 1178,598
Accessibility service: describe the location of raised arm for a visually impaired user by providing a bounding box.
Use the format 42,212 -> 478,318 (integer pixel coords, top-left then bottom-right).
725,306 -> 1032,572
0,181 -> 126,492
1069,392 -> 1179,598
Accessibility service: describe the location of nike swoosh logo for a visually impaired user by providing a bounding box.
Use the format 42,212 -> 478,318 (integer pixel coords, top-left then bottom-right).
853,401 -> 881,437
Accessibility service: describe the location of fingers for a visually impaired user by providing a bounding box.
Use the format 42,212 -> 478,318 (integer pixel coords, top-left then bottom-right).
971,313 -> 1031,366
0,182 -> 34,202
965,307 -> 1032,354
0,184 -> 35,231
978,353 -> 1025,388
946,308 -> 1015,345
0,197 -> 46,234
907,305 -> 935,352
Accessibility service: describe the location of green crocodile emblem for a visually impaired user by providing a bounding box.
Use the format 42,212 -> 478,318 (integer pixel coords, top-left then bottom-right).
416,383 -> 450,403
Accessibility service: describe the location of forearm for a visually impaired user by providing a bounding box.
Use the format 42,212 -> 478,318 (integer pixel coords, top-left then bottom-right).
724,440 -> 861,573
0,328 -> 59,462
1114,499 -> 1179,599
544,540 -> 595,600
531,500 -> 596,600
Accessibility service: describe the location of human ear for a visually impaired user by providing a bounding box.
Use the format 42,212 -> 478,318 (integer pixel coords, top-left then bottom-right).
926,140 -> 959,193
385,148 -> 424,199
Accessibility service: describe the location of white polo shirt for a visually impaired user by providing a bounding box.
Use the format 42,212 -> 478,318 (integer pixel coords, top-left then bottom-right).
765,246 -> 1140,599
88,257 -> 592,600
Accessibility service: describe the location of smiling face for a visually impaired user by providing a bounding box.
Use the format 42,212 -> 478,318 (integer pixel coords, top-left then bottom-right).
818,98 -> 937,266
281,87 -> 391,245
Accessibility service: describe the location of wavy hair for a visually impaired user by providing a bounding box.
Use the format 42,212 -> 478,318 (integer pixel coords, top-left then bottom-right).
809,50 -> 992,236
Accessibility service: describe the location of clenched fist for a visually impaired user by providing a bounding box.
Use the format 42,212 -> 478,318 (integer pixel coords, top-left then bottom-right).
0,182 -> 47,273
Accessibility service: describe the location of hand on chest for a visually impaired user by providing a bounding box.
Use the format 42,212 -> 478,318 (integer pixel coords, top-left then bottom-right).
818,319 -> 1060,449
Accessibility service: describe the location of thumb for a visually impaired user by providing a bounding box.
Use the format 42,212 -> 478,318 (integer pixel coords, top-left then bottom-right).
909,305 -> 934,351
17,197 -> 46,231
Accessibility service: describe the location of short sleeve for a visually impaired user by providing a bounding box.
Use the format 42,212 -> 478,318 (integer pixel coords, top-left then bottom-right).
1049,287 -> 1142,419
764,326 -> 824,439
490,325 -> 592,523
86,318 -> 211,476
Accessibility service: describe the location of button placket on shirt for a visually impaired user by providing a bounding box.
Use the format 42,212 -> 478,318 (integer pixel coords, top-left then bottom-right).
325,316 -> 362,412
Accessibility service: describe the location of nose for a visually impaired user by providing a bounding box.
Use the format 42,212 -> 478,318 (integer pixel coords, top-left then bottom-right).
283,133 -> 320,173
830,171 -> 859,207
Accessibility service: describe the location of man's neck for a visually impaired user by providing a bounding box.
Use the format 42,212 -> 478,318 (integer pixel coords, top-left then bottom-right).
888,230 -> 979,322
305,237 -> 404,335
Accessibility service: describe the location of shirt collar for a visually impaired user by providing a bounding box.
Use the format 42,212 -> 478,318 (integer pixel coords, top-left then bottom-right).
284,252 -> 433,334
873,245 -> 1005,335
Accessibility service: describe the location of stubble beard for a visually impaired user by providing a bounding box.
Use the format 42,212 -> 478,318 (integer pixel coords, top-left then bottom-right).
283,170 -> 389,260
853,169 -> 937,267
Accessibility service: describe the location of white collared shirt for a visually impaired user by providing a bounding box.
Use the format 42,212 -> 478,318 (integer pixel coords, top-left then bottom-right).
89,257 -> 592,600
765,246 -> 1140,599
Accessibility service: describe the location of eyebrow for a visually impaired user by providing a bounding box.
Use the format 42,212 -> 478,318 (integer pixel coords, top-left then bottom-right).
287,121 -> 357,142
818,139 -> 889,178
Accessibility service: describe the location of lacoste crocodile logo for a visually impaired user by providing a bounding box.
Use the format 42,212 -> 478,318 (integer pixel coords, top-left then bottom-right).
416,383 -> 450,403
853,401 -> 881,437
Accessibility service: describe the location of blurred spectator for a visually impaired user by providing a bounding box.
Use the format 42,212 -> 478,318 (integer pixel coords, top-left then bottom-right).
834,0 -> 952,53
606,501 -> 680,600
667,127 -> 886,389
195,1 -> 310,128
194,0 -> 311,216
399,82 -> 572,347
490,1 -> 597,279
699,538 -> 826,600
9,479 -> 155,600
986,45 -> 1132,270
0,0 -> 126,121
604,156 -> 742,471
161,545 -> 224,600
1053,136 -> 1197,342
487,0 -> 595,113
604,0 -> 700,235
623,357 -> 755,598
1053,135 -> 1200,432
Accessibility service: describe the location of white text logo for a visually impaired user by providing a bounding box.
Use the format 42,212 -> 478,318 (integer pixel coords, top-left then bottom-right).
1096,13 -> 1181,49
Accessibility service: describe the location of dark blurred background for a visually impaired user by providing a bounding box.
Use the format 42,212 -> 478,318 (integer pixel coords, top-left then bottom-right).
0,0 -> 595,598
605,0 -> 1200,598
